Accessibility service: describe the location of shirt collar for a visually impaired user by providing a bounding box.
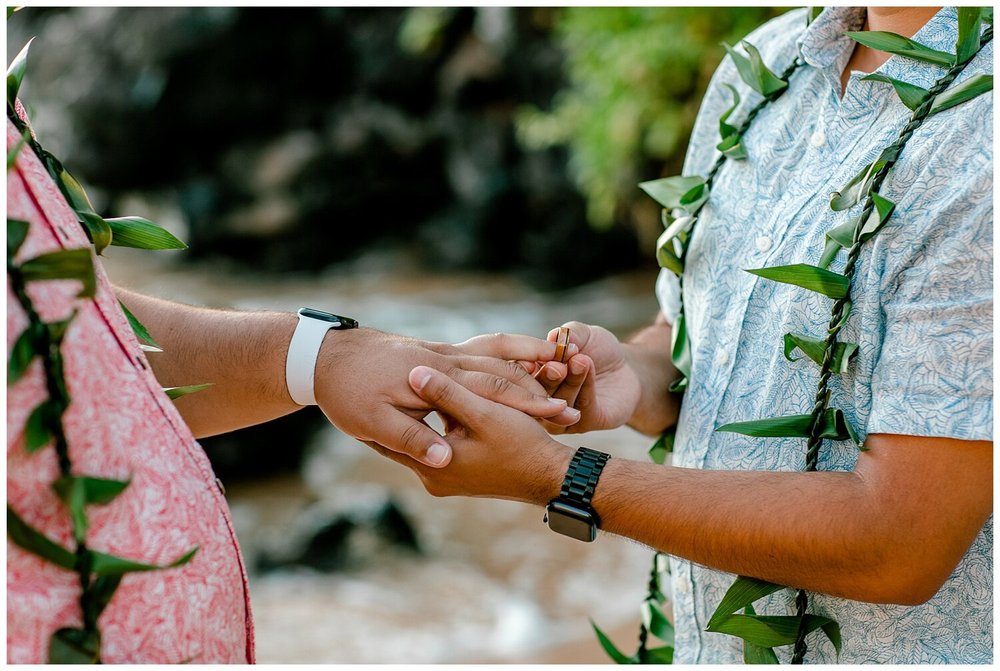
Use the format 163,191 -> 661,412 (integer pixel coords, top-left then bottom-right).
798,7 -> 963,99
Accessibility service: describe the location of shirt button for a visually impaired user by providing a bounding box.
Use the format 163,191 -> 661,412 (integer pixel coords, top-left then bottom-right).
755,236 -> 773,252
715,349 -> 730,366
809,130 -> 825,147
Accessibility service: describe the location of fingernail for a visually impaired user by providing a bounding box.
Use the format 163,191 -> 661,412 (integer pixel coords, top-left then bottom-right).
570,359 -> 586,375
426,442 -> 451,466
545,366 -> 561,381
563,408 -> 581,423
548,397 -> 567,407
568,344 -> 579,356
412,367 -> 433,390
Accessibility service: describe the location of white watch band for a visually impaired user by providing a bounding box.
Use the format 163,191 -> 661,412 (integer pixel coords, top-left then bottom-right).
285,309 -> 349,406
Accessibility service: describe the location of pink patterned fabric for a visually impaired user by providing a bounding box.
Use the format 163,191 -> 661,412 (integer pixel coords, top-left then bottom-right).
6,119 -> 254,663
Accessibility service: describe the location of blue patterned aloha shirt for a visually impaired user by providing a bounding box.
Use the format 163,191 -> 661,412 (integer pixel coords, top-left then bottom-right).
654,7 -> 992,664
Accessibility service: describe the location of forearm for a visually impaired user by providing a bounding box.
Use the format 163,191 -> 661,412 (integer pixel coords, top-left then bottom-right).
622,313 -> 681,435
116,288 -> 299,437
591,460 -> 893,601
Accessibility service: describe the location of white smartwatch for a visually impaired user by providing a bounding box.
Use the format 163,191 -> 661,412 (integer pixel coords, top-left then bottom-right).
285,307 -> 359,406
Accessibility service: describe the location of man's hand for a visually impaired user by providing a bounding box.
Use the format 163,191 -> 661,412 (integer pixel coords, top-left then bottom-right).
526,322 -> 642,434
314,328 -> 580,468
363,364 -> 573,502
529,316 -> 682,436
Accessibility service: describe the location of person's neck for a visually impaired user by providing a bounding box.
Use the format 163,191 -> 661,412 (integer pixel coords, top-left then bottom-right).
840,7 -> 942,93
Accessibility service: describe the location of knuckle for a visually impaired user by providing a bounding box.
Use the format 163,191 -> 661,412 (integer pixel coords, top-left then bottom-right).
488,375 -> 512,397
398,422 -> 427,455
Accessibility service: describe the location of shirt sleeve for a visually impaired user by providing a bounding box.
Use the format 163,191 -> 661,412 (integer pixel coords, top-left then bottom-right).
866,156 -> 993,441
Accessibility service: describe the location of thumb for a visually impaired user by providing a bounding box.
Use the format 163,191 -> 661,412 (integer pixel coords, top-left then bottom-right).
547,321 -> 593,350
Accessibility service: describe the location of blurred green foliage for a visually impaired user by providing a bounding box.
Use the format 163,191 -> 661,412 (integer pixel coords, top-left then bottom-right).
516,7 -> 790,231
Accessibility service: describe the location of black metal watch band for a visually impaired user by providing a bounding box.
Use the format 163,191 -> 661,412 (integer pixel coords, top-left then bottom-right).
558,446 -> 611,508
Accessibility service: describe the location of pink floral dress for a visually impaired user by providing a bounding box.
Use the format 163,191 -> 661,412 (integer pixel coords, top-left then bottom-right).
6,118 -> 255,663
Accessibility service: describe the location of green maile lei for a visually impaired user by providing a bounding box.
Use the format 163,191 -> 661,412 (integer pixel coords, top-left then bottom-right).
6,11 -> 212,662
592,7 -> 993,665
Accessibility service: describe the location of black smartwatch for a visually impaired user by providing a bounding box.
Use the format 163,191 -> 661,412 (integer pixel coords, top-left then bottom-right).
544,446 -> 611,542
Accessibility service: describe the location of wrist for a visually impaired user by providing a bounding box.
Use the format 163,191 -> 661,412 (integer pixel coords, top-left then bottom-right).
622,340 -> 680,435
524,439 -> 575,506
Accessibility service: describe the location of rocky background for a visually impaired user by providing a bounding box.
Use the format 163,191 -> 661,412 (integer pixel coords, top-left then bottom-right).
9,7 -> 641,289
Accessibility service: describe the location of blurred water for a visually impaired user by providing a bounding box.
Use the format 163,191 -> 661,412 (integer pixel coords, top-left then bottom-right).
102,246 -> 666,663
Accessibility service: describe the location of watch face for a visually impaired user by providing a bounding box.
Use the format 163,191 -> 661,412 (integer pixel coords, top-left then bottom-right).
546,500 -> 597,542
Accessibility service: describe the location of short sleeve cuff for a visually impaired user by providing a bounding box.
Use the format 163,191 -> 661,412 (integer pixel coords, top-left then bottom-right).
867,392 -> 993,442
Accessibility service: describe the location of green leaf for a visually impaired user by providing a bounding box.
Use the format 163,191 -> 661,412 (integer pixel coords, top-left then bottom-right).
707,613 -> 838,650
55,473 -> 89,542
829,158 -> 889,212
118,299 -> 161,350
745,263 -> 849,299
783,333 -> 859,374
821,618 -> 843,656
105,216 -> 186,250
7,7 -> 24,18
659,214 -> 696,248
716,408 -> 859,444
53,475 -> 131,506
929,74 -> 993,115
7,504 -> 76,570
742,603 -> 780,664
707,576 -> 785,629
6,37 -> 33,106
25,399 -> 55,452
90,544 -> 198,576
590,620 -> 638,664
645,646 -> 674,664
845,31 -> 955,67
639,175 -> 705,210
741,41 -> 789,98
807,7 -> 824,25
642,600 -> 675,645
7,217 -> 29,258
56,169 -> 113,253
7,128 -> 29,170
48,627 -> 100,664
722,41 -> 788,98
670,311 -> 692,381
984,8 -> 993,24
655,228 -> 684,276
649,429 -> 675,465
90,574 -> 123,620
860,73 -> 928,110
678,183 -> 709,214
164,382 -> 213,400
717,132 -> 747,160
20,248 -> 96,298
78,211 -> 113,255
956,8 -> 985,63
719,83 -> 741,139
8,323 -> 40,384
859,192 -> 896,239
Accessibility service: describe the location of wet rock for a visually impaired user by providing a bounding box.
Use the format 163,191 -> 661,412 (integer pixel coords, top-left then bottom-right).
257,497 -> 421,574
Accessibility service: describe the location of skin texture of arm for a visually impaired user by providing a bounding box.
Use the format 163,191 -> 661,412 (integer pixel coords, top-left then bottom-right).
397,365 -> 992,606
114,288 -> 580,466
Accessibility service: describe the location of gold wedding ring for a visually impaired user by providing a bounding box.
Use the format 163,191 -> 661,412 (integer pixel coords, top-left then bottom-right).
554,326 -> 571,364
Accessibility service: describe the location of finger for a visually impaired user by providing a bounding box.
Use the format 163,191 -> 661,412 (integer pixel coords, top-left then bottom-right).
547,321 -> 593,350
534,361 -> 569,396
453,354 -> 549,397
551,354 -> 593,409
409,365 -> 493,430
456,332 -> 578,363
366,409 -> 453,468
448,369 -> 574,421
